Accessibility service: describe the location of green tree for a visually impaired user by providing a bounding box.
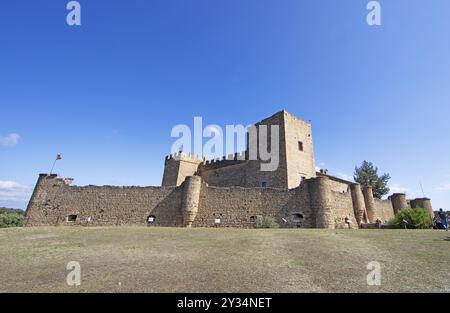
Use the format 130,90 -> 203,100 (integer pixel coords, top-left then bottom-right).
354,160 -> 391,199
389,208 -> 433,229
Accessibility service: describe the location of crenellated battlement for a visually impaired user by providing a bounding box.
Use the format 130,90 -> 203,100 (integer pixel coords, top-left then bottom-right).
38,173 -> 74,186
165,151 -> 205,163
198,151 -> 249,172
202,151 -> 247,165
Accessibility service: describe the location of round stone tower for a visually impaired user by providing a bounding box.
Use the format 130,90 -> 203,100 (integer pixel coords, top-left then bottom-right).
391,193 -> 408,214
350,183 -> 366,227
181,175 -> 202,227
362,186 -> 376,223
308,176 -> 334,229
410,198 -> 434,217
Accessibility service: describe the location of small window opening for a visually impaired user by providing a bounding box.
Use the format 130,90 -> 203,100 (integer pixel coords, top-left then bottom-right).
67,214 -> 77,222
261,181 -> 267,188
298,141 -> 304,151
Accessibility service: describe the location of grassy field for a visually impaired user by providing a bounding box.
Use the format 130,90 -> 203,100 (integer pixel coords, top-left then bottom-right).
0,227 -> 449,293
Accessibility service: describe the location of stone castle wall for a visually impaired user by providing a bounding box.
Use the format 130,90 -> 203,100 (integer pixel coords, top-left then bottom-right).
25,174 -> 183,227
193,183 -> 313,228
25,174 -> 376,229
331,191 -> 358,229
372,199 -> 395,223
26,173 -> 431,229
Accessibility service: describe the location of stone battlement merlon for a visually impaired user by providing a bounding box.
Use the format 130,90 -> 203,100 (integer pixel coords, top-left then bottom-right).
39,173 -> 74,185
202,151 -> 247,164
199,151 -> 248,171
165,152 -> 205,163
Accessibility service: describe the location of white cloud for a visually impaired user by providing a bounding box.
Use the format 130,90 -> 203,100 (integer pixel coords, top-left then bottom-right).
0,133 -> 20,147
0,181 -> 32,202
337,172 -> 353,182
389,183 -> 409,194
437,184 -> 450,191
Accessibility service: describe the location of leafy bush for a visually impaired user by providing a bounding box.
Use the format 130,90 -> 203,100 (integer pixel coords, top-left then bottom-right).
388,208 -> 432,229
254,217 -> 279,229
0,212 -> 25,228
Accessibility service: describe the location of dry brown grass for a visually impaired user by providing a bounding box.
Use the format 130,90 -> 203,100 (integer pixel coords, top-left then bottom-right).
0,227 -> 449,292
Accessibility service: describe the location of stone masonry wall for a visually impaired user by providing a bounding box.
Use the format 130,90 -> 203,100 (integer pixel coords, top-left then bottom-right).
372,199 -> 395,223
26,174 -> 380,229
193,183 -> 313,228
26,174 -> 183,227
283,111 -> 316,188
331,191 -> 358,229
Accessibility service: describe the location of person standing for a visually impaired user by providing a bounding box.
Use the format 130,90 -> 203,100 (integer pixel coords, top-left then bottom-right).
438,209 -> 448,231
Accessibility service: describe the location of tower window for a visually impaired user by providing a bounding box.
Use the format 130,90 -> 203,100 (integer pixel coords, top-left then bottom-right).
261,181 -> 267,188
298,141 -> 304,151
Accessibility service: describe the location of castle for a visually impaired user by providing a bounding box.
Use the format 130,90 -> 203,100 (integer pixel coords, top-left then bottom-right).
25,110 -> 434,228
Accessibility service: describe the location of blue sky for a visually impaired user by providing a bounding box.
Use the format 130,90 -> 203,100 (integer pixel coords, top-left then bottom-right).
1,0 -> 449,210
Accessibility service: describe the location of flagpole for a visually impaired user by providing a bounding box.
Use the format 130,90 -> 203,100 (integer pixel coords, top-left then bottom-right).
50,158 -> 57,175
419,181 -> 425,198
50,154 -> 62,175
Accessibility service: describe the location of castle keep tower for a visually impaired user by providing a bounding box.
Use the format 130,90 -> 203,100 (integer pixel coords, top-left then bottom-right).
281,111 -> 316,188
164,110 -> 317,189
250,110 -> 316,188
